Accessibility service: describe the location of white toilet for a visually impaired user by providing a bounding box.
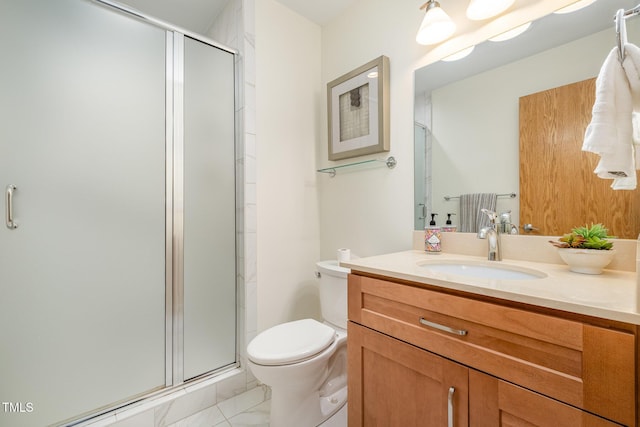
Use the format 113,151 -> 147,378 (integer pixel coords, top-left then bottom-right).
247,260 -> 349,427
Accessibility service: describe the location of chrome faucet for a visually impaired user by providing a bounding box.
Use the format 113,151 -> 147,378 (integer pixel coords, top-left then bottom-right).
498,210 -> 519,235
477,209 -> 502,261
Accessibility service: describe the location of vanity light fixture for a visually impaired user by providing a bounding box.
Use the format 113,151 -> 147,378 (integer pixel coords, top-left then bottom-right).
554,0 -> 597,14
416,0 -> 456,45
488,22 -> 531,42
466,0 -> 515,21
442,46 -> 475,61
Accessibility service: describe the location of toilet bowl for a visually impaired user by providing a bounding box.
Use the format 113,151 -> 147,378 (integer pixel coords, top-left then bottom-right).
247,260 -> 349,427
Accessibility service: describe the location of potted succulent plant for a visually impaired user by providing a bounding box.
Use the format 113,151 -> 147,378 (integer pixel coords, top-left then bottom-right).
549,223 -> 615,274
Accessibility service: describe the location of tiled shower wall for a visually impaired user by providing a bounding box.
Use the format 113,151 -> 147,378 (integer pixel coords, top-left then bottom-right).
207,0 -> 259,392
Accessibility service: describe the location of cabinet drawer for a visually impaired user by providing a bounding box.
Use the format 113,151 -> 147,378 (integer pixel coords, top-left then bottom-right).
348,274 -> 636,426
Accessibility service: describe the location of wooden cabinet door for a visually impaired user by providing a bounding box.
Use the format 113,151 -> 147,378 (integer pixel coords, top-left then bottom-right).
469,370 -> 620,427
348,322 -> 468,427
519,78 -> 640,238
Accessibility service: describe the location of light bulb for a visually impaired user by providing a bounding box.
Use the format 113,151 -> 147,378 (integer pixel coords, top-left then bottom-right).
416,2 -> 456,45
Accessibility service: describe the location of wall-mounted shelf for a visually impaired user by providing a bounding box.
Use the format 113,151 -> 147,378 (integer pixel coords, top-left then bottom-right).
317,156 -> 397,177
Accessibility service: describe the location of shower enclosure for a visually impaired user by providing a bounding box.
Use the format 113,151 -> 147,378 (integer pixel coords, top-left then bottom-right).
414,122 -> 430,231
0,1 -> 237,426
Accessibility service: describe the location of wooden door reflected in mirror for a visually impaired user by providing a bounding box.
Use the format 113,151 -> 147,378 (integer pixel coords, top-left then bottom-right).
519,78 -> 640,239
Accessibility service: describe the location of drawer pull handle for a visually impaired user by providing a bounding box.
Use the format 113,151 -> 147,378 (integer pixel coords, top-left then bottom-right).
419,317 -> 467,336
447,386 -> 455,427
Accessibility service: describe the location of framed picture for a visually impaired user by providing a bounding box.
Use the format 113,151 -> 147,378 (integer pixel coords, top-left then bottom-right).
327,55 -> 390,161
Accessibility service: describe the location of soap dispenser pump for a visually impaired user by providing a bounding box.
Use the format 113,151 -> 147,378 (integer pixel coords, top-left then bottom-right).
443,213 -> 457,232
424,213 -> 441,253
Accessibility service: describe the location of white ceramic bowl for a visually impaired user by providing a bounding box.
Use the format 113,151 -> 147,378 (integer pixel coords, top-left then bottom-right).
557,248 -> 615,275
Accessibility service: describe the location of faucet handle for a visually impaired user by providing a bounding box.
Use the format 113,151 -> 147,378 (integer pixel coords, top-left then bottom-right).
481,208 -> 498,223
499,210 -> 512,223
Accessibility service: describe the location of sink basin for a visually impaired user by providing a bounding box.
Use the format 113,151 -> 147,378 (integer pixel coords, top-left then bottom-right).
418,260 -> 547,280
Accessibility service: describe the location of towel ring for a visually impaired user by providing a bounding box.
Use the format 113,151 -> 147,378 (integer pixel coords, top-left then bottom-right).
616,8 -> 628,63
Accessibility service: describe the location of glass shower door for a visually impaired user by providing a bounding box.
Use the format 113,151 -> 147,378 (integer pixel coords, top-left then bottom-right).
182,36 -> 237,380
0,1 -> 167,425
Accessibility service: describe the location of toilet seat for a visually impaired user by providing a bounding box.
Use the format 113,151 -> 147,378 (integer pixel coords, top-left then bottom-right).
247,319 -> 336,366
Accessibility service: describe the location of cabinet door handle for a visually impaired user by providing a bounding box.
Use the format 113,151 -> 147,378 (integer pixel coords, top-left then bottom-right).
5,185 -> 18,230
447,386 -> 455,427
419,317 -> 467,336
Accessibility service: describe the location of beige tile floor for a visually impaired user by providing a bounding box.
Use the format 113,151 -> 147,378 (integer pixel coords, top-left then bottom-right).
107,383 -> 346,427
167,386 -> 347,427
167,387 -> 270,427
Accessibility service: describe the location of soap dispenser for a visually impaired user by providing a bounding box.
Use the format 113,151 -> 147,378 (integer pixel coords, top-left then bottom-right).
424,213 -> 441,253
442,213 -> 457,232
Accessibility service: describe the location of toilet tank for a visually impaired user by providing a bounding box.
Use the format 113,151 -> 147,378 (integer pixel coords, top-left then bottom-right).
316,260 -> 350,330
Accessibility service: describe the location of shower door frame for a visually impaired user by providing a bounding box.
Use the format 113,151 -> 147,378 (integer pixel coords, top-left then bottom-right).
137,7 -> 239,388
96,0 -> 241,410
1,1 -> 241,424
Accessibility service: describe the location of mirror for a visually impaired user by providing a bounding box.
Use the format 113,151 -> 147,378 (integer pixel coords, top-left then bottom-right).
414,0 -> 639,235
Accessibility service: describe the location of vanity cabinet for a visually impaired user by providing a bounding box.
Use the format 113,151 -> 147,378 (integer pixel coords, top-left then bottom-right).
469,371 -> 619,426
347,273 -> 637,426
349,322 -> 469,426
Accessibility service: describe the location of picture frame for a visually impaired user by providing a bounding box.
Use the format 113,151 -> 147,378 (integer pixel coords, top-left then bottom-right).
327,55 -> 390,161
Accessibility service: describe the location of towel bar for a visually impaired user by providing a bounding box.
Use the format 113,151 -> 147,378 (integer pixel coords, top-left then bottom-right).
444,192 -> 516,201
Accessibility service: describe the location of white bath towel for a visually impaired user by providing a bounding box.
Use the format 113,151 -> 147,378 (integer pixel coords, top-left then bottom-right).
582,46 -> 636,189
621,43 -> 640,171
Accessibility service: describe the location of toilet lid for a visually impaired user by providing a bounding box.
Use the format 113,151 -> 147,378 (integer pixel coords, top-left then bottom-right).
247,319 -> 336,366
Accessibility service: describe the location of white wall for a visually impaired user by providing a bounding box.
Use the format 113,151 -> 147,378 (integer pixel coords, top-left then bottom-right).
250,0 -> 579,330
255,0 -> 322,331
318,0 -> 580,260
319,0 -> 421,260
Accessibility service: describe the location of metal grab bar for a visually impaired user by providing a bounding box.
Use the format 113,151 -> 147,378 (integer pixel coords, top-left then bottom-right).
5,185 -> 18,229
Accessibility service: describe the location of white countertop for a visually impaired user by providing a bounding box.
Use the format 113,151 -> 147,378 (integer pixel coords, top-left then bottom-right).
341,250 -> 640,325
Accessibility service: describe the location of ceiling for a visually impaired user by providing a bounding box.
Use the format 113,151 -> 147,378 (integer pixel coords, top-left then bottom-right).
111,0 -> 626,95
275,0 -> 358,26
113,0 -> 226,34
415,0 -> 634,94
114,0 -> 357,34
